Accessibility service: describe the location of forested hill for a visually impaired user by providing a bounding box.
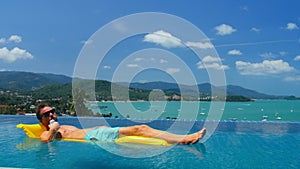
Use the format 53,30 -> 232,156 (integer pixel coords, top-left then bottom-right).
121,82 -> 290,99
0,71 -> 297,100
0,71 -> 71,91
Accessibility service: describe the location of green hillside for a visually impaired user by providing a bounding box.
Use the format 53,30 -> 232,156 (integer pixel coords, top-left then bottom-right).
31,80 -> 169,102
0,71 -> 71,91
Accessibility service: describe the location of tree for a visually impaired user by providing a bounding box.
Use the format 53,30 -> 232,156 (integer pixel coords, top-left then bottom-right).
72,88 -> 93,116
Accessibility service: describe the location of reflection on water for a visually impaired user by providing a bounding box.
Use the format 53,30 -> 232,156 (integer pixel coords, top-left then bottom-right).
91,140 -> 207,159
17,137 -> 42,151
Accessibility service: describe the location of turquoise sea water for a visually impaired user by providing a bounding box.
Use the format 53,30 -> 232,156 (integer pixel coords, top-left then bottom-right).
0,115 -> 299,169
87,100 -> 300,122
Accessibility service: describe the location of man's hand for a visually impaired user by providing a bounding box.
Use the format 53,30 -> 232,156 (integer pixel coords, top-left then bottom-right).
49,122 -> 60,131
40,122 -> 60,142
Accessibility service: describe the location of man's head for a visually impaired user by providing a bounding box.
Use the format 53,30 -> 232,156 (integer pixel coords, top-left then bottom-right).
36,104 -> 57,127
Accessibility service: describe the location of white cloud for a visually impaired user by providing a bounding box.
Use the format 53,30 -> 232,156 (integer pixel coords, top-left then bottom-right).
159,59 -> 168,64
294,55 -> 300,61
166,68 -> 180,74
144,30 -> 213,50
197,62 -> 229,70
185,41 -> 213,49
260,52 -> 276,59
197,55 -> 229,70
228,49 -> 242,55
134,57 -> 144,62
127,64 -> 140,68
103,65 -> 111,69
251,27 -> 261,32
0,35 -> 22,44
284,76 -> 300,81
8,35 -> 22,43
0,47 -> 33,63
286,23 -> 299,30
236,60 -> 295,75
202,55 -> 221,62
143,30 -> 183,48
279,51 -> 287,56
0,38 -> 6,44
215,24 -> 236,36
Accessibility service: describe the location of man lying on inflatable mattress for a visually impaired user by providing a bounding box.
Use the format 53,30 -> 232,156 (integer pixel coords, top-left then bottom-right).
36,104 -> 206,144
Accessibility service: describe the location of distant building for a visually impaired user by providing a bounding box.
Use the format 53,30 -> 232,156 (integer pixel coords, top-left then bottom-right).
30,105 -> 36,109
17,112 -> 26,115
36,99 -> 43,103
172,94 -> 181,100
165,94 -> 181,101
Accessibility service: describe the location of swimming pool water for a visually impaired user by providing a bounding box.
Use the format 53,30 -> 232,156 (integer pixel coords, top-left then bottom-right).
0,115 -> 299,169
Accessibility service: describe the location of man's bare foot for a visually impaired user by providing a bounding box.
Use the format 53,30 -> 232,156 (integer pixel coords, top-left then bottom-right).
179,128 -> 206,144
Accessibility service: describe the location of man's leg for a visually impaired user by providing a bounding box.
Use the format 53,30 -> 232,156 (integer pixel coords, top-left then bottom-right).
118,125 -> 206,144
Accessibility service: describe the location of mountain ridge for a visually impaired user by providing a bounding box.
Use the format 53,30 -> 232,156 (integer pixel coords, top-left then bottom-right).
0,71 -> 297,99
0,71 -> 72,91
119,81 -> 294,99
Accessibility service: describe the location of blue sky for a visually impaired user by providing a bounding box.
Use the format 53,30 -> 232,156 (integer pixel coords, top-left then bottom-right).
0,0 -> 300,96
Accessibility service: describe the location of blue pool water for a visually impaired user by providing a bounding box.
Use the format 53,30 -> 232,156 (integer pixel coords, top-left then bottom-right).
0,115 -> 299,169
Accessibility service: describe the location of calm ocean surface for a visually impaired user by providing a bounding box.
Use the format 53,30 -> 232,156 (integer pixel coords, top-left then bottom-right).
87,100 -> 300,122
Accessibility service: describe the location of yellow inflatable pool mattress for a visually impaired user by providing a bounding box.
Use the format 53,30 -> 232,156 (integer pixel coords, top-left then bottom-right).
17,123 -> 171,146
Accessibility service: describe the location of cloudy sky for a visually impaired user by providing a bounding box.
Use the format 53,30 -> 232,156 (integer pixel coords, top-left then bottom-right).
0,0 -> 300,96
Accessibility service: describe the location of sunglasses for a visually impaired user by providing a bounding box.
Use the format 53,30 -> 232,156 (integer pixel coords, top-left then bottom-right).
42,109 -> 55,118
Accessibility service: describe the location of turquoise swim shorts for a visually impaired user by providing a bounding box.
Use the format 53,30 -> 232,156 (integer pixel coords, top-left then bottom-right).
85,127 -> 119,142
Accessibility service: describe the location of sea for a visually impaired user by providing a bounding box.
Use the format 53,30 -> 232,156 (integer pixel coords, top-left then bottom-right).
86,100 -> 300,122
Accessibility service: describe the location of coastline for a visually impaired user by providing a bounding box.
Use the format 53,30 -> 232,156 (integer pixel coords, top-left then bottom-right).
1,100 -> 299,122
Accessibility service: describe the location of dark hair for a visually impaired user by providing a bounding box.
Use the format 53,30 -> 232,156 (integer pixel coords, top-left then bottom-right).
36,104 -> 48,120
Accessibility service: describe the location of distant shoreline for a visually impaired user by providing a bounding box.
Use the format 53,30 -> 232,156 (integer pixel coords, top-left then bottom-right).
2,114 -> 300,123
88,98 -> 300,103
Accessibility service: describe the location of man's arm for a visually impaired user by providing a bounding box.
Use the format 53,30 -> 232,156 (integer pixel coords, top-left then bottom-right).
40,122 -> 60,142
